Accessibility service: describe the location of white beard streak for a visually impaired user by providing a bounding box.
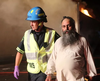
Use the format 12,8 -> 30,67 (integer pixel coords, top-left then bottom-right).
62,31 -> 78,47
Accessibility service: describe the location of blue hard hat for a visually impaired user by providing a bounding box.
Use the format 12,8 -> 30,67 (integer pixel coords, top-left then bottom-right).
26,6 -> 47,22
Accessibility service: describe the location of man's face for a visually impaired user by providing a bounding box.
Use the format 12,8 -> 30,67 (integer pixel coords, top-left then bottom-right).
61,18 -> 77,46
61,19 -> 72,34
30,21 -> 39,31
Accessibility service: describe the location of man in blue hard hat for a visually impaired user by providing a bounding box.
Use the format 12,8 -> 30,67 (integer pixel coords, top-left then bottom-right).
13,6 -> 60,81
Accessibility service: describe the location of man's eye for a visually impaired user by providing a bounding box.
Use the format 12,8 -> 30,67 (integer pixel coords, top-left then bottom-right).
67,24 -> 71,27
62,25 -> 65,27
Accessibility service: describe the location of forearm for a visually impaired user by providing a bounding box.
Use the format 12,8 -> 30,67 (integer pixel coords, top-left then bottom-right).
15,52 -> 23,66
89,77 -> 92,81
85,75 -> 93,81
45,74 -> 52,81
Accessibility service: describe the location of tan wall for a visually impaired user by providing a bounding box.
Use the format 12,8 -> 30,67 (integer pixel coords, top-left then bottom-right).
0,0 -> 78,62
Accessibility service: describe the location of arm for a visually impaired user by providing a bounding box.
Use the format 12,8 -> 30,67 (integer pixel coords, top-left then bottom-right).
14,52 -> 23,79
15,52 -> 23,66
45,74 -> 52,81
83,37 -> 97,79
15,36 -> 25,66
45,43 -> 57,81
14,36 -> 24,79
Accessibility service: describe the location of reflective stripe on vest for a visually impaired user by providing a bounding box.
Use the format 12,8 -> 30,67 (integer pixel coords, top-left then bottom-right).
24,28 -> 55,73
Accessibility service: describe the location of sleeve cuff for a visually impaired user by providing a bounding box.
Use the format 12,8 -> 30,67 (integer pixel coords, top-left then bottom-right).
16,47 -> 25,54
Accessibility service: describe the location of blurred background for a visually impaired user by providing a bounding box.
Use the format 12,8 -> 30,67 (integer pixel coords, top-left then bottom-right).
0,0 -> 100,81
0,0 -> 79,63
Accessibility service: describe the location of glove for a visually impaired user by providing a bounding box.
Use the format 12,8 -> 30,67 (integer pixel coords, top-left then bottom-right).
14,66 -> 19,79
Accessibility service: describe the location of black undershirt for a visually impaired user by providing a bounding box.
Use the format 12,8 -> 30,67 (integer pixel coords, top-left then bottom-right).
17,26 -> 60,52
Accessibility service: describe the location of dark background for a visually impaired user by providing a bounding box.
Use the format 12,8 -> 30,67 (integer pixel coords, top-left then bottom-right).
79,0 -> 100,70
78,0 -> 100,57
81,0 -> 100,22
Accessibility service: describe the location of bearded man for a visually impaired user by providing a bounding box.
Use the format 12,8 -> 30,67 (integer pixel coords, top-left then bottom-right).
45,16 -> 97,81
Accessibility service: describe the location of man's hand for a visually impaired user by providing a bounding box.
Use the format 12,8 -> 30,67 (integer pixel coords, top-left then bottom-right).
14,66 -> 19,79
45,74 -> 52,81
89,77 -> 92,81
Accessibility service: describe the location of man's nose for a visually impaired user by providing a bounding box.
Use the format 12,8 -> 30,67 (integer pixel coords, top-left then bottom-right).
30,22 -> 33,26
65,26 -> 69,30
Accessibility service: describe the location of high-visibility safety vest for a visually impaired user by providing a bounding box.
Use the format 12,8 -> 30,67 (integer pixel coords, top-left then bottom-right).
24,28 -> 55,74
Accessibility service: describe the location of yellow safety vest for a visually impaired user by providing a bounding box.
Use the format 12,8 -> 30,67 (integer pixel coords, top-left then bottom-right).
24,28 -> 55,74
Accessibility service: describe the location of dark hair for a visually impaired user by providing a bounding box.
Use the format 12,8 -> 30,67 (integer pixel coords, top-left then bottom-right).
61,16 -> 75,30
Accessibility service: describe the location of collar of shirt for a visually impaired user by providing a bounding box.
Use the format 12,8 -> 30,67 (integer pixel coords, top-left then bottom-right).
30,26 -> 46,35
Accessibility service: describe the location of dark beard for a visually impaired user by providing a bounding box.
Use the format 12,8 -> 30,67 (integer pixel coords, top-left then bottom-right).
62,30 -> 79,47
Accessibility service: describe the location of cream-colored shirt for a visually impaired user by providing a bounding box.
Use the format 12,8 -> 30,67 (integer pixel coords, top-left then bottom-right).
45,36 -> 97,81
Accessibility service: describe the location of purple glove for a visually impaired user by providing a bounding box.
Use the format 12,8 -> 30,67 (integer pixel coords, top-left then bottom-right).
14,66 -> 19,79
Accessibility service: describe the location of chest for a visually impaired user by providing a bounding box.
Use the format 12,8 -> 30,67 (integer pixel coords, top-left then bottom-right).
56,41 -> 84,60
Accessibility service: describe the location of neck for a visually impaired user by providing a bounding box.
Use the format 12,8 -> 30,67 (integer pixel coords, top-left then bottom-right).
35,25 -> 43,32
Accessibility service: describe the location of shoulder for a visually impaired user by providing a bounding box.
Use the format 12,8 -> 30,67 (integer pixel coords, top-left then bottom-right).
55,37 -> 62,44
44,26 -> 60,37
24,29 -> 32,36
44,26 -> 53,30
44,26 -> 56,32
80,36 -> 87,42
79,36 -> 88,46
45,26 -> 56,34
24,29 -> 32,33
